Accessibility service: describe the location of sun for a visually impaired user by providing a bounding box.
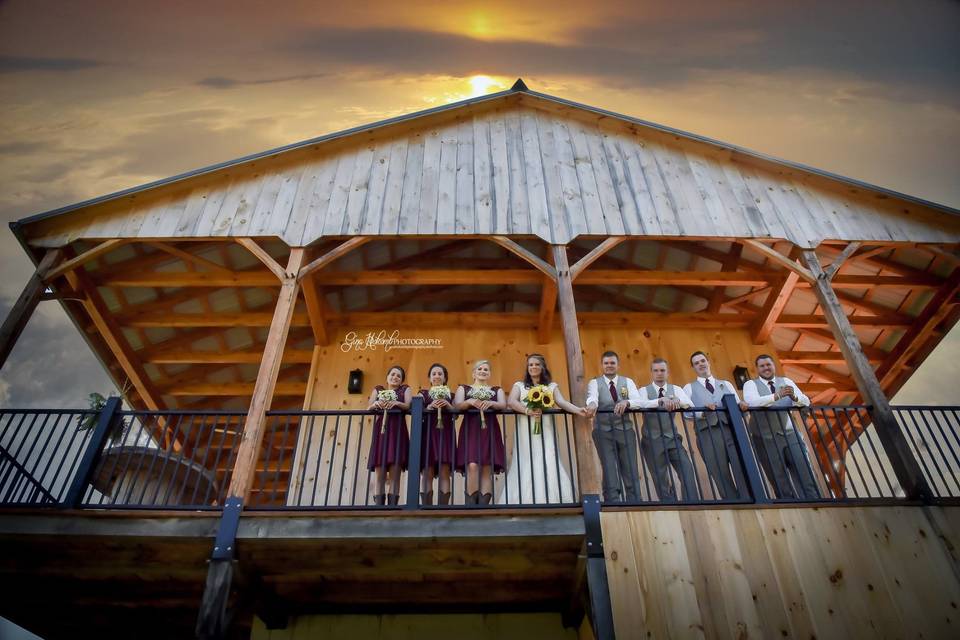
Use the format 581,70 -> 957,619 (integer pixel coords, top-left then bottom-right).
468,75 -> 500,96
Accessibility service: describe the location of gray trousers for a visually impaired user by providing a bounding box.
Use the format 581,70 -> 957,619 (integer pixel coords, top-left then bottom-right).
640,435 -> 699,502
752,430 -> 820,499
592,428 -> 640,502
695,423 -> 748,500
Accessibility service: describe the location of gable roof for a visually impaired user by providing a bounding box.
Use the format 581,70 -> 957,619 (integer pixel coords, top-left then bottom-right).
11,79 -> 960,249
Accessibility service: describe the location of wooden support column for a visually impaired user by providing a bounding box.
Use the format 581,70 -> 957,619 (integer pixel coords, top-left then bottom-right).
197,248 -> 304,640
800,249 -> 931,500
537,250 -> 557,344
0,249 -> 60,372
227,248 -> 305,502
552,245 -> 601,496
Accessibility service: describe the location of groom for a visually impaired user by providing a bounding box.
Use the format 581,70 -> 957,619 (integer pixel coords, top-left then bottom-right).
584,351 -> 642,502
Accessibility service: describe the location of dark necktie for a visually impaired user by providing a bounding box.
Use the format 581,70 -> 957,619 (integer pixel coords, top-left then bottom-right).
658,387 -> 665,398
609,380 -> 618,401
705,378 -> 715,394
768,380 -> 776,394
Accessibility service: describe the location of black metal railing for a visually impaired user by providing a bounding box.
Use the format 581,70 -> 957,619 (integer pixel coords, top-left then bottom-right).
1,395 -> 957,511
895,406 -> 960,500
248,399 -> 580,509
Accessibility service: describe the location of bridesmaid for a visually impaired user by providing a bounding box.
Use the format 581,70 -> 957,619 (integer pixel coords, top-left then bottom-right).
366,365 -> 412,505
454,359 -> 507,505
418,363 -> 456,505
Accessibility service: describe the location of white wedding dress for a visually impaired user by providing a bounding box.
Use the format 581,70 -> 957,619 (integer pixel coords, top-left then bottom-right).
499,381 -> 575,505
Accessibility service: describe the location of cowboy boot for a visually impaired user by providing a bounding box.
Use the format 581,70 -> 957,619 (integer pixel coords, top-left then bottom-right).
438,491 -> 451,506
373,494 -> 386,506
387,494 -> 399,506
465,491 -> 480,505
480,493 -> 493,505
420,490 -> 434,506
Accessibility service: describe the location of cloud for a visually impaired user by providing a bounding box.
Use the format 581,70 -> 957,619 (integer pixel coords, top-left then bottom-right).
196,72 -> 330,89
0,55 -> 103,73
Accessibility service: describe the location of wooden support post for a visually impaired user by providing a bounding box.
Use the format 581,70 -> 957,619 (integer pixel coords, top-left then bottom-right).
552,245 -> 601,496
196,248 -> 304,640
227,248 -> 305,501
0,249 -> 61,372
800,249 -> 932,500
537,250 -> 557,344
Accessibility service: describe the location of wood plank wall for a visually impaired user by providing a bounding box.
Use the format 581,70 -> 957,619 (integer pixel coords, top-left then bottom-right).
602,506 -> 960,639
287,324 -> 775,506
24,101 -> 960,248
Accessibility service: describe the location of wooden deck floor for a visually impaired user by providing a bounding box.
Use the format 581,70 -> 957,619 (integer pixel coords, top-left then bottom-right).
0,509 -> 585,639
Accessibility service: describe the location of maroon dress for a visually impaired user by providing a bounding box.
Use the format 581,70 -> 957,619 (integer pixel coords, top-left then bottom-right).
366,384 -> 410,471
419,389 -> 456,471
455,385 -> 506,473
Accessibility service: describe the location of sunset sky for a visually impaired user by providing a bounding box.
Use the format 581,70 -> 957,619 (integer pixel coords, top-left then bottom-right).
0,0 -> 958,406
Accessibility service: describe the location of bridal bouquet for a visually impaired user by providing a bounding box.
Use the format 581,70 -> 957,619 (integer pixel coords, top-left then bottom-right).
377,388 -> 398,434
524,384 -> 555,435
467,385 -> 495,428
428,385 -> 452,426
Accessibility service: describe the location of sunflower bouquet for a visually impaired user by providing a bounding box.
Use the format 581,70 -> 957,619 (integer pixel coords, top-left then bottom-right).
428,385 -> 452,426
467,385 -> 495,427
377,388 -> 398,434
524,384 -> 555,435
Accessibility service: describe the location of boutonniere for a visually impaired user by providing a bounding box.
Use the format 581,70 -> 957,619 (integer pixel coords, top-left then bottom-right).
619,386 -> 628,399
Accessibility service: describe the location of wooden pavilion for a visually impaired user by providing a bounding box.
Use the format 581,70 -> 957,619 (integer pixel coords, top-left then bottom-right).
2,80 -> 959,639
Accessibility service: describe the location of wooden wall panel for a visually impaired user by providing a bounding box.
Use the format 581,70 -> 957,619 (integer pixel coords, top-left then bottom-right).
22,98 -> 960,248
602,506 -> 960,639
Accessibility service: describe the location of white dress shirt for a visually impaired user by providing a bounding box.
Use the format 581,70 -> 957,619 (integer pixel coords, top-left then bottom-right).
743,376 -> 810,407
682,377 -> 744,405
633,382 -> 693,409
585,375 -> 641,408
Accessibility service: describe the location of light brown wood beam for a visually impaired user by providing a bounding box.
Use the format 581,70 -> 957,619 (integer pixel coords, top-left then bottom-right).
800,249 -> 930,499
743,240 -> 815,283
489,236 -> 557,280
323,311 -> 756,329
784,362 -> 855,387
144,349 -> 314,364
819,274 -> 943,288
164,382 -> 307,397
100,271 -> 277,288
145,242 -> 233,275
552,245 -> 600,496
538,249 -> 557,344
297,237 -> 370,282
43,240 -> 126,282
124,312 -> 311,328
752,271 -> 800,344
877,266 -> 960,387
776,314 -> 911,329
662,240 -> 765,273
568,237 -> 625,281
63,267 -> 165,411
920,244 -> 960,266
0,249 -> 61,371
227,249 -> 305,501
823,241 -> 861,280
301,273 -> 330,345
708,243 -> 744,312
778,351 -> 881,365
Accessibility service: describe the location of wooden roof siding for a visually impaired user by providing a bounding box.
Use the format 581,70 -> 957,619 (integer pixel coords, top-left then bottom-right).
15,90 -> 960,249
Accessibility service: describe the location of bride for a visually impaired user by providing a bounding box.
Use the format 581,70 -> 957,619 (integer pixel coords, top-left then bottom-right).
503,354 -> 586,504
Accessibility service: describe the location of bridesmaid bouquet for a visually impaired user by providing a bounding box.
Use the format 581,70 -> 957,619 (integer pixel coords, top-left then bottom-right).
524,384 -> 555,435
467,385 -> 495,428
377,388 -> 398,434
428,385 -> 452,426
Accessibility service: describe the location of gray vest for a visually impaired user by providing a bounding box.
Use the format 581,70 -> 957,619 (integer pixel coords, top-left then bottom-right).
752,376 -> 793,435
594,375 -> 633,432
642,383 -> 680,439
688,378 -> 733,428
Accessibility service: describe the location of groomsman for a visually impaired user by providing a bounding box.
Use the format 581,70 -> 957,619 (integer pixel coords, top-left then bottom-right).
634,359 -> 699,502
683,351 -> 750,500
584,351 -> 642,502
743,354 -> 820,499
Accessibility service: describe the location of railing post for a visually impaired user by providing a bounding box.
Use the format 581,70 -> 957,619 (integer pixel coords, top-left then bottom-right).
63,396 -> 122,508
405,395 -> 424,510
721,394 -> 770,505
582,494 -> 616,639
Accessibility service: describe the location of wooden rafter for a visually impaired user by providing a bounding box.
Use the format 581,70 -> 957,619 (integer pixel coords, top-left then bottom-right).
44,239 -> 126,282
743,240 -> 815,283
143,349 -> 314,364
568,237 -> 625,281
779,351 -> 881,365
236,238 -> 286,281
146,242 -> 233,275
708,243 -> 744,312
823,242 -> 862,280
489,236 -> 557,280
752,271 -> 800,344
297,237 -> 370,282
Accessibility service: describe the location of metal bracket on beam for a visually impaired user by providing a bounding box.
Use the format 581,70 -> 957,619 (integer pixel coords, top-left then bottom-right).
211,497 -> 243,560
